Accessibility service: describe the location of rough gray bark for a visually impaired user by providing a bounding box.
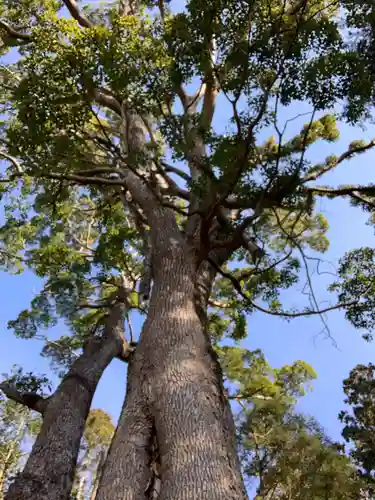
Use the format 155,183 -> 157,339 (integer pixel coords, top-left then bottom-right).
94,352 -> 153,500
5,296 -> 129,500
144,244 -> 247,500
96,219 -> 248,500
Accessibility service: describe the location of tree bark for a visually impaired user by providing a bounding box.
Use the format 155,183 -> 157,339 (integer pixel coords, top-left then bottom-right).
94,352 -> 153,500
5,297 -> 128,500
97,234 -> 248,500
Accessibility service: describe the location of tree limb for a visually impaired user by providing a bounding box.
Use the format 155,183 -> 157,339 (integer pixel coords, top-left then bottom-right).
62,0 -> 94,28
0,20 -> 31,42
306,184 -> 375,198
0,171 -> 126,187
162,162 -> 191,183
207,257 -> 355,319
0,383 -> 48,414
0,150 -> 24,173
302,139 -> 375,183
214,208 -> 265,264
250,298 -> 355,318
200,35 -> 219,130
91,88 -> 122,116
234,250 -> 293,282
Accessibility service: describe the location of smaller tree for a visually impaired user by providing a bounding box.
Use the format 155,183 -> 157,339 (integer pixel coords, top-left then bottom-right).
0,368 -> 43,499
340,362 -> 375,495
72,409 -> 115,500
220,347 -> 363,499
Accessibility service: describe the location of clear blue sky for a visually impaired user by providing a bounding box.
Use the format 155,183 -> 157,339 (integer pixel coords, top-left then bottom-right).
1,0 -> 375,490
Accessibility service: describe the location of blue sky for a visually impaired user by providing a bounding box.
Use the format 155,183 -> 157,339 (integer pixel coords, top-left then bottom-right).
1,103 -> 375,442
1,2 -> 375,496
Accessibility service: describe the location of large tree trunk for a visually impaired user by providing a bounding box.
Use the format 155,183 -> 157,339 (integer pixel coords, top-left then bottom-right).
96,238 -> 247,500
5,297 -> 128,500
94,351 -> 154,500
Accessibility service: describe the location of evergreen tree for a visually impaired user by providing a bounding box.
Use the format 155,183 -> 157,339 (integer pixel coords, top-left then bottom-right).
340,363 -> 375,496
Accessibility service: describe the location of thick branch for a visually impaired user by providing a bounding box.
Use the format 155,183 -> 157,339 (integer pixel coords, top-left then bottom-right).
91,88 -> 122,116
162,162 -> 191,182
0,20 -> 31,42
62,0 -> 93,28
0,383 -> 48,414
306,184 -> 375,198
214,209 -> 265,264
0,150 -> 24,173
200,36 -> 218,130
0,171 -> 126,187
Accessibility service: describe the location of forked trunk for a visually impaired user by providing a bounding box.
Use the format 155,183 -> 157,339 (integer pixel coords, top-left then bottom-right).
96,243 -> 247,500
5,299 -> 127,500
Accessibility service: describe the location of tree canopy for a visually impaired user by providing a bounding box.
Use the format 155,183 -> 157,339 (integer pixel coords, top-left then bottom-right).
1,0 -> 375,499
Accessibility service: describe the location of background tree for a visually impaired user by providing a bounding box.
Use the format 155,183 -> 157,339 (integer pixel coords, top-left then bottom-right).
1,0 -> 375,499
72,409 -> 115,500
221,347 -> 364,499
340,362 -> 375,496
0,367 -> 44,499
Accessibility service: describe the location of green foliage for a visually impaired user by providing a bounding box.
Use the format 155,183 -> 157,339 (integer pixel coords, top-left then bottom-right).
217,345 -> 316,404
1,365 -> 52,397
329,247 -> 375,340
340,363 -> 375,492
1,0 -> 373,374
0,380 -> 42,496
83,408 -> 115,451
0,1 -> 375,496
228,352 -> 363,499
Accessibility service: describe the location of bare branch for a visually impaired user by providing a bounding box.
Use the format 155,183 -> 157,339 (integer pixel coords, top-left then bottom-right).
0,20 -> 31,42
306,184 -> 375,198
200,35 -> 219,130
0,150 -> 24,173
228,393 -> 273,402
235,250 -> 293,281
303,139 -> 375,183
0,383 -> 48,414
350,192 -> 375,209
91,88 -> 122,116
162,162 -> 191,183
208,257 -> 354,319
74,167 -> 122,177
250,299 -> 354,319
154,163 -> 190,200
62,0 -> 94,28
213,207 -> 265,263
126,314 -> 134,343
208,298 -> 231,308
0,171 -> 126,187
